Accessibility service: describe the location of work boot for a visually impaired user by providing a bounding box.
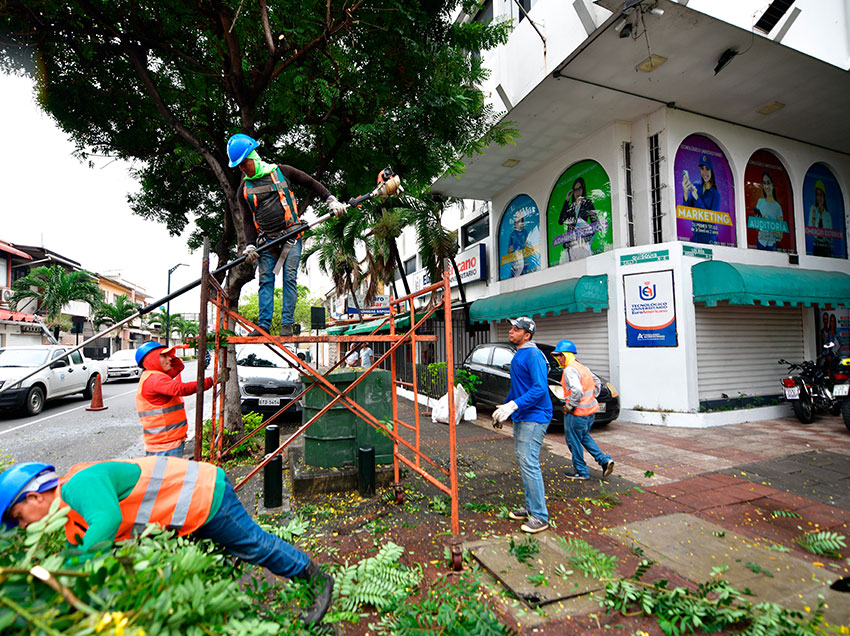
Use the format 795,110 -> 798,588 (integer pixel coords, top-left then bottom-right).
280,323 -> 294,337
293,560 -> 333,627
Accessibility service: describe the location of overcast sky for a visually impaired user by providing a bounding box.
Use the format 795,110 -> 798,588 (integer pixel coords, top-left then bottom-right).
1,73 -> 223,314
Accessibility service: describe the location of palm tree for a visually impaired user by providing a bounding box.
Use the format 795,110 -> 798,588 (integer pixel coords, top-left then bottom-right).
10,265 -> 103,339
93,294 -> 141,328
172,317 -> 199,343
302,215 -> 365,319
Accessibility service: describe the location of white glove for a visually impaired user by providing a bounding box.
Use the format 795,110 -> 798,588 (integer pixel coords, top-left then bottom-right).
493,400 -> 518,424
326,195 -> 348,217
243,244 -> 259,265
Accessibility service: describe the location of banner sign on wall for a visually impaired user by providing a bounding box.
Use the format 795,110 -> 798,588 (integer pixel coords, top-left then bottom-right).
546,160 -> 613,266
803,163 -> 847,259
624,270 -> 678,347
674,134 -> 736,246
744,149 -> 796,253
411,243 -> 487,292
818,307 -> 850,360
499,194 -> 541,280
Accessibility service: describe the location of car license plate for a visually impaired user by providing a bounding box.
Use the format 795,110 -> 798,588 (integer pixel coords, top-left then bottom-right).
784,386 -> 799,399
596,402 -> 606,413
258,397 -> 280,406
834,383 -> 849,397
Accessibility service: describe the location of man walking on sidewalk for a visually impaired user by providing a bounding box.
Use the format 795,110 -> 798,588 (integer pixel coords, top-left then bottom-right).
492,316 -> 553,534
553,340 -> 614,481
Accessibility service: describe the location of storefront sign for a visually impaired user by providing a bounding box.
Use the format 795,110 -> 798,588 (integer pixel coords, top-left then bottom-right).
546,160 -> 613,266
410,243 -> 487,292
624,270 -> 677,347
744,149 -> 795,253
674,134 -> 737,247
803,163 -> 847,259
619,249 -> 669,266
499,194 -> 541,280
682,245 -> 713,259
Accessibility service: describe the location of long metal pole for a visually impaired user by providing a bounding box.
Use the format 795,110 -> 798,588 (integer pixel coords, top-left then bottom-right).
165,274 -> 172,348
0,216 -> 327,397
194,239 -> 210,462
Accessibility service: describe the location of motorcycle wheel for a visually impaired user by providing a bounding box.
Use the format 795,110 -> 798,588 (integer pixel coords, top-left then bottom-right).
842,399 -> 850,433
792,394 -> 815,424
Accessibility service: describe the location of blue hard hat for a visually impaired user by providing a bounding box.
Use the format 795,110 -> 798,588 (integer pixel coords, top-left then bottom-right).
0,462 -> 57,529
136,341 -> 166,367
698,154 -> 713,171
227,134 -> 259,168
553,339 -> 578,354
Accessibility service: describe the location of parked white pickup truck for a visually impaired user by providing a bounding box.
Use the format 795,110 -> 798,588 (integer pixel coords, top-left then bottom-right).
0,345 -> 108,416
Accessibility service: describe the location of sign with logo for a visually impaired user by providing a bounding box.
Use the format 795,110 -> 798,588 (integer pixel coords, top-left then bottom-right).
546,160 -> 613,266
411,243 -> 487,292
682,245 -> 713,259
499,195 -> 541,280
674,134 -> 736,247
744,149 -> 795,253
803,163 -> 847,259
619,249 -> 669,266
624,270 -> 677,347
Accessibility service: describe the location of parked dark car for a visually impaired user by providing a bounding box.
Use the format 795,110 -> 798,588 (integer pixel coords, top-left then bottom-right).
461,342 -> 620,425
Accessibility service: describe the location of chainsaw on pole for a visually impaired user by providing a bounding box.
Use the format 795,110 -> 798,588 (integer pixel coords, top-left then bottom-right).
347,167 -> 402,207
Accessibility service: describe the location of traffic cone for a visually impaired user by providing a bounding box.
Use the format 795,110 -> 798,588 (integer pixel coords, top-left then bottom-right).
86,374 -> 108,411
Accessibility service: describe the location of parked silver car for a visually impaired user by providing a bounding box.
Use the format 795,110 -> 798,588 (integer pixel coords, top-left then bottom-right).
236,344 -> 302,418
106,349 -> 142,382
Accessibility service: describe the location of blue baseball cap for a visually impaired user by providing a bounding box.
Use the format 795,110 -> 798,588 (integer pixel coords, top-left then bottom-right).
698,154 -> 714,170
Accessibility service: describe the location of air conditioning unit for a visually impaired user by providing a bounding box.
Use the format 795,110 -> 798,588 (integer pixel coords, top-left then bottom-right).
0,288 -> 13,305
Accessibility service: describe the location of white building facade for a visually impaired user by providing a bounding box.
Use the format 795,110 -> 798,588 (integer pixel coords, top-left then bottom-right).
424,0 -> 850,425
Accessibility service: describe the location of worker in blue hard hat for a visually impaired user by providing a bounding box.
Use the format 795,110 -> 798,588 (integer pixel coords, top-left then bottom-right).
552,340 -> 614,481
135,341 -> 224,457
226,133 -> 348,337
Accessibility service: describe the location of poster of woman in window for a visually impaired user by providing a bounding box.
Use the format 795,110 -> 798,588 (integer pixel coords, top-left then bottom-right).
674,134 -> 737,246
498,194 -> 541,280
803,163 -> 847,259
744,150 -> 795,253
546,160 -> 613,266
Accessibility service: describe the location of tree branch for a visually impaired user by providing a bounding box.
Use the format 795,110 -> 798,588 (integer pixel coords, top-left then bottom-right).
258,0 -> 275,54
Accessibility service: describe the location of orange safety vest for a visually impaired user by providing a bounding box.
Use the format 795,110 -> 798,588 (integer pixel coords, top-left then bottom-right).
242,167 -> 303,239
56,457 -> 217,546
560,360 -> 599,417
136,370 -> 188,452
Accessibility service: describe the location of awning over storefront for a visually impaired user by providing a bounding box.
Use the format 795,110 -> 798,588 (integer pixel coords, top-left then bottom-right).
692,261 -> 850,307
469,274 -> 608,323
325,324 -> 351,335
0,310 -> 38,322
344,311 -> 432,335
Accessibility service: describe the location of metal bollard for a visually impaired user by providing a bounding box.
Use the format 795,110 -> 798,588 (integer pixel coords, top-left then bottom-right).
263,425 -> 282,508
358,446 -> 376,497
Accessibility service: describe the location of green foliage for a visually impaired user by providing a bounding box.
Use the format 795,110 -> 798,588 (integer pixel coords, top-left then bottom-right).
554,536 -> 619,579
259,516 -> 310,545
9,265 -> 103,326
424,361 -> 481,396
201,411 -> 264,462
644,470 -> 655,478
374,567 -> 515,635
582,485 -> 621,510
334,542 -> 421,613
795,531 -> 846,557
601,561 -> 827,636
508,537 -> 540,565
93,295 -> 141,329
463,501 -> 497,513
767,543 -> 791,553
238,285 -> 323,333
771,510 -> 803,519
744,561 -> 774,578
527,572 -> 549,587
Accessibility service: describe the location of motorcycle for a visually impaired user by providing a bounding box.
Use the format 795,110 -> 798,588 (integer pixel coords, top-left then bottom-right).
837,358 -> 850,432
778,342 -> 847,425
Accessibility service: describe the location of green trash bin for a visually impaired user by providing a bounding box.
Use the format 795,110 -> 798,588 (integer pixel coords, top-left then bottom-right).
303,368 -> 393,468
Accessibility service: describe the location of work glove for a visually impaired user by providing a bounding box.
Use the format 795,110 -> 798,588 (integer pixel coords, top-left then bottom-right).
217,367 -> 230,385
492,400 -> 518,424
243,244 -> 259,265
326,195 -> 348,217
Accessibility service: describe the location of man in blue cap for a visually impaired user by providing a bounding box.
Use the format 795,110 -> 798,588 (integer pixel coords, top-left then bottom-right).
226,134 -> 348,337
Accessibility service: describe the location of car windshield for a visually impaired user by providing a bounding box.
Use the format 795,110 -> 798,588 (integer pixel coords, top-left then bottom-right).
0,349 -> 50,367
109,349 -> 137,361
236,345 -> 290,368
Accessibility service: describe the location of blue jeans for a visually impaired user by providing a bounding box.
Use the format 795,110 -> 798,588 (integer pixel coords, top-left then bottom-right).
564,413 -> 611,477
146,442 -> 185,458
258,238 -> 303,329
513,420 -> 549,523
194,478 -> 309,579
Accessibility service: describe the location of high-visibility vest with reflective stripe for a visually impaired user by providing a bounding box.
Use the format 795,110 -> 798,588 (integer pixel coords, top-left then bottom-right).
242,167 -> 303,239
136,370 -> 188,452
57,457 -> 217,545
560,360 -> 599,417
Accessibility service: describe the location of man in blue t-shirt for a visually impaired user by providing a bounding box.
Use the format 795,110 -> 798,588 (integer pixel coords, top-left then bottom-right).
492,316 -> 553,534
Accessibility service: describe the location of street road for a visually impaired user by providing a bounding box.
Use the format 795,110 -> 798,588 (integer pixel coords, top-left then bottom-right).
0,361 -> 213,472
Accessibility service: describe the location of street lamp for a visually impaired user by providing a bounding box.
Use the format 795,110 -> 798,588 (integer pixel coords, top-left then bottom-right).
165,263 -> 188,347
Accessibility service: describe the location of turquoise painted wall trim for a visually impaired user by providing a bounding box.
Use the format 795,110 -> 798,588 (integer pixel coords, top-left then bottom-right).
692,261 -> 850,307
469,274 -> 609,323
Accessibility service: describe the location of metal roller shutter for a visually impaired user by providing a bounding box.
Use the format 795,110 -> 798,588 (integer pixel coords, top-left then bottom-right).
496,311 -> 610,378
695,305 -> 804,400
